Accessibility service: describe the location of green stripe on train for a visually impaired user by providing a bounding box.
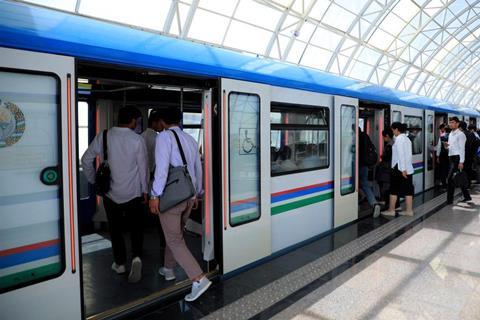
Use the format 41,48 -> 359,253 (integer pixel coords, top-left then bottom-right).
230,212 -> 258,225
0,262 -> 62,290
414,168 -> 424,174
271,191 -> 334,216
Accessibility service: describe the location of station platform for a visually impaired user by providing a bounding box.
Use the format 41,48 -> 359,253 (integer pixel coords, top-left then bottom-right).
133,187 -> 480,320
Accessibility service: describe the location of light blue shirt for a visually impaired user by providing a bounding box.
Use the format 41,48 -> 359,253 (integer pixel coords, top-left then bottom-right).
151,127 -> 203,197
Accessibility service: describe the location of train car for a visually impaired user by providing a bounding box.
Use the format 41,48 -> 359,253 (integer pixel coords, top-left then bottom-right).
1,2 -> 479,319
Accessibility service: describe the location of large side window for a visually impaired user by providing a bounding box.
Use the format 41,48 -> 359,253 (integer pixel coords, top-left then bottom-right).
228,92 -> 260,226
270,103 -> 329,176
183,111 -> 203,151
340,105 -> 356,195
0,69 -> 64,292
405,115 -> 423,155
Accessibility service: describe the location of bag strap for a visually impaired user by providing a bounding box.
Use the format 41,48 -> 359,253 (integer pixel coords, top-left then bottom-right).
169,129 -> 187,167
102,129 -> 108,162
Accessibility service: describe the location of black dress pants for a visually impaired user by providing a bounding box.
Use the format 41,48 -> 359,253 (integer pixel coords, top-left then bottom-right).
447,155 -> 471,203
103,196 -> 144,265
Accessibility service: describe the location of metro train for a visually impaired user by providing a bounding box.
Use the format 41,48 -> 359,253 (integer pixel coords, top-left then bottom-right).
1,2 -> 480,320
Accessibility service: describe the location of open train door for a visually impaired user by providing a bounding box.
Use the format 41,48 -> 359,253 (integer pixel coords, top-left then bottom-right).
425,110 -> 435,190
220,78 -> 271,273
333,96 -> 359,227
0,48 -> 82,319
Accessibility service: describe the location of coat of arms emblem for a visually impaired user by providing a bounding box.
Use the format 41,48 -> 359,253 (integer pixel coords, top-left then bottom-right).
0,99 -> 25,147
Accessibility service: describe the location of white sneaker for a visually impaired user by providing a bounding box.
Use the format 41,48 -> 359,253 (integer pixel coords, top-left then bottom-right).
373,204 -> 381,218
128,257 -> 142,283
381,210 -> 396,217
111,262 -> 126,274
399,210 -> 414,216
185,277 -> 212,302
158,267 -> 176,281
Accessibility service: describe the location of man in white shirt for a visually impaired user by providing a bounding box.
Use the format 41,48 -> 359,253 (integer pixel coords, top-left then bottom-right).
141,110 -> 166,249
446,117 -> 471,204
141,110 -> 163,176
148,108 -> 211,302
81,106 -> 148,283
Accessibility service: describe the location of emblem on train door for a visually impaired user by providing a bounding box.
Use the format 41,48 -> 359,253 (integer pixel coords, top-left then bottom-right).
0,99 -> 25,148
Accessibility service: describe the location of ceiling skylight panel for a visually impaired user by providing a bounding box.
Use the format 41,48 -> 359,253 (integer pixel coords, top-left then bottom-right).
392,0 -> 421,22
234,0 -> 282,31
223,20 -> 273,54
300,45 -> 333,70
295,22 -> 317,43
333,0 -> 369,13
188,9 -> 229,44
79,0 -> 170,31
368,28 -> 395,50
348,60 -> 374,82
285,40 -> 307,63
309,27 -> 343,51
322,3 -> 357,32
380,12 -> 407,36
308,0 -> 332,21
356,47 -> 382,65
199,0 -> 238,16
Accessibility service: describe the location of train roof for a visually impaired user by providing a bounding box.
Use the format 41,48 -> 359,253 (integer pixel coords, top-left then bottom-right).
1,1 -> 479,117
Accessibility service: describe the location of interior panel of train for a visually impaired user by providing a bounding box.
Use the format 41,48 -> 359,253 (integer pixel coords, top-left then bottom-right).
75,62 -> 219,317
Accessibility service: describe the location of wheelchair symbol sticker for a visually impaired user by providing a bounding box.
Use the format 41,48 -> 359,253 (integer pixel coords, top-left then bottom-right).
239,128 -> 256,155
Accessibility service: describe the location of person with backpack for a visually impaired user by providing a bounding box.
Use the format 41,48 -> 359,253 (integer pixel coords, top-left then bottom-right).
435,124 -> 450,188
149,108 -> 211,302
382,122 -> 415,216
81,106 -> 148,283
359,127 -> 381,218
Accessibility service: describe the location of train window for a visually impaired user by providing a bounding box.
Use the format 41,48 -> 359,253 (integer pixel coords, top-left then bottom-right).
404,115 -> 423,155
270,103 -> 329,176
427,114 -> 434,171
228,92 -> 261,226
0,69 -> 64,292
340,105 -> 356,195
392,111 -> 401,122
183,112 -> 203,150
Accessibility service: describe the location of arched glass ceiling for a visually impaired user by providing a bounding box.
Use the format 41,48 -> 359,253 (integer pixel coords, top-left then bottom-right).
22,0 -> 480,111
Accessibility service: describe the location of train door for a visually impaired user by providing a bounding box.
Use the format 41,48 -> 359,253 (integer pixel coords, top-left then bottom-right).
333,96 -> 359,227
402,107 -> 424,194
424,111 -> 435,189
0,48 -> 82,319
220,78 -> 271,273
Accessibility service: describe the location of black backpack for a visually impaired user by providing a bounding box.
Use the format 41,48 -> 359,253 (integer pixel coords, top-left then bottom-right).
95,130 -> 111,196
364,135 -> 378,166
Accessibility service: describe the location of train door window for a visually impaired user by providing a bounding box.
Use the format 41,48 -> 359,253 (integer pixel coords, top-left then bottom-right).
183,111 -> 203,150
404,115 -> 423,154
0,69 -> 64,292
270,103 -> 329,176
340,105 -> 356,195
78,101 -> 90,200
392,111 -> 401,123
228,92 -> 261,226
426,114 -> 434,171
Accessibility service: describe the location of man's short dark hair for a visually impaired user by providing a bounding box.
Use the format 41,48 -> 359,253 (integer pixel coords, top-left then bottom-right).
391,122 -> 406,133
449,116 -> 460,123
118,106 -> 141,125
148,110 -> 162,127
382,128 -> 393,138
468,124 -> 477,131
459,121 -> 467,131
159,108 -> 182,125
438,123 -> 445,130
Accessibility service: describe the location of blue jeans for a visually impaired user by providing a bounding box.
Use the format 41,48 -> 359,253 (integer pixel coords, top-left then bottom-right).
360,166 -> 376,207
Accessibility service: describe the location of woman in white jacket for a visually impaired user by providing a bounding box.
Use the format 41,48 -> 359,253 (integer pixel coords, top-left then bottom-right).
382,122 -> 415,216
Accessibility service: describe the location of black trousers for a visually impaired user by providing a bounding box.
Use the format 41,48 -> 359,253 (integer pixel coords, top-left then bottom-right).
103,196 -> 144,265
447,155 -> 471,203
438,155 -> 449,187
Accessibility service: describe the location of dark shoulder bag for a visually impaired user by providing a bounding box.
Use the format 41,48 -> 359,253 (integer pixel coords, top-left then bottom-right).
95,130 -> 111,196
159,130 -> 196,212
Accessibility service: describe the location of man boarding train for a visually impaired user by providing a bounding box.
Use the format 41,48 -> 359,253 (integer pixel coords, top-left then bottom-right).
81,106 -> 210,301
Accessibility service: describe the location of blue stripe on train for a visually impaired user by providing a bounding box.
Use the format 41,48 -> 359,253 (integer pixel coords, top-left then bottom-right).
0,244 -> 60,269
